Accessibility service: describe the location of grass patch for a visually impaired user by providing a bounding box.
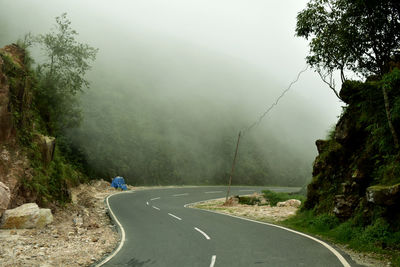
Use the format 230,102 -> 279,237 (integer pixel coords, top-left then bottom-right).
283,211 -> 400,266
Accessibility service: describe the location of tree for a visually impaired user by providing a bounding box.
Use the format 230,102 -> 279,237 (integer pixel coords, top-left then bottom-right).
33,13 -> 98,134
296,0 -> 400,147
296,0 -> 400,77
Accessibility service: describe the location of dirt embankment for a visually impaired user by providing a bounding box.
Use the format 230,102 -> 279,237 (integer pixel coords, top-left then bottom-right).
0,180 -> 122,267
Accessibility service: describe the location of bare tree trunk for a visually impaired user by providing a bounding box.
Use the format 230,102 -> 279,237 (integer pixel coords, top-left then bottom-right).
382,86 -> 399,148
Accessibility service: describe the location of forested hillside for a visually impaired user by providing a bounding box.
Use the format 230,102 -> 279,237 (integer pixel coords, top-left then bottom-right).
67,42 -> 314,186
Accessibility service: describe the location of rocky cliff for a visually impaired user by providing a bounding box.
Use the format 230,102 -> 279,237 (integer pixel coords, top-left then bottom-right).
305,70 -> 400,227
0,44 -> 37,208
0,44 -> 79,209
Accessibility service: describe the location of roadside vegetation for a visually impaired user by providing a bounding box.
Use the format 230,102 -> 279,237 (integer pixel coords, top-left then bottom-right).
1,13 -> 97,205
292,0 -> 400,265
282,211 -> 400,265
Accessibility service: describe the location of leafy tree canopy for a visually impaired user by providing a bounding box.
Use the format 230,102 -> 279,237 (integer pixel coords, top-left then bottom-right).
296,0 -> 400,78
32,13 -> 98,134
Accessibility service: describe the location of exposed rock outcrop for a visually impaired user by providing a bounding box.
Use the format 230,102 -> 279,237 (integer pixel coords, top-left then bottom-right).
35,134 -> 56,165
0,146 -> 35,209
0,56 -> 14,142
366,184 -> 400,206
305,78 -> 400,223
0,181 -> 10,216
0,203 -> 53,229
0,45 -> 41,207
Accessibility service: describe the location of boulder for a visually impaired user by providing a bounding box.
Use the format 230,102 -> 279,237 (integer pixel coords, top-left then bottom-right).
0,203 -> 53,229
277,199 -> 301,208
366,184 -> 400,206
0,181 -> 10,216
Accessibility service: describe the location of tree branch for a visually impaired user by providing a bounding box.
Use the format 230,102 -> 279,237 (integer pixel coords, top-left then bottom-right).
317,70 -> 343,101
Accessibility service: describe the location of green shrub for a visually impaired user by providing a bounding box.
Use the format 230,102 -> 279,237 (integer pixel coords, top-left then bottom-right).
310,214 -> 340,232
237,195 -> 261,205
330,221 -> 357,242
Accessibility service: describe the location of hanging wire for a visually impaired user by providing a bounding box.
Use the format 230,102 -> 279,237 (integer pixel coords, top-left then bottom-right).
240,65 -> 309,136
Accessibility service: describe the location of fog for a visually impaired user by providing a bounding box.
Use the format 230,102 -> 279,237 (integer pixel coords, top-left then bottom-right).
0,0 -> 342,186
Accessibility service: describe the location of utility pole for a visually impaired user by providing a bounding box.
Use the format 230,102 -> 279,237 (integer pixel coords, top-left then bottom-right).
225,131 -> 241,203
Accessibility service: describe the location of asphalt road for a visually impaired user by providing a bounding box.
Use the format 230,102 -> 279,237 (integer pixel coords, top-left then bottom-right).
99,186 -> 360,267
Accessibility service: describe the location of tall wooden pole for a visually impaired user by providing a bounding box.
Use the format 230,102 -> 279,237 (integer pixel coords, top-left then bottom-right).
225,131 -> 241,203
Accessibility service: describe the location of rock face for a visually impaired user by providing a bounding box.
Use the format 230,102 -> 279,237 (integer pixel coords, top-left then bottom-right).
305,78 -> 400,224
366,184 -> 400,206
0,203 -> 53,229
0,146 -> 34,209
0,56 -> 14,142
36,134 -> 56,164
333,194 -> 358,218
0,45 -> 40,207
0,181 -> 10,216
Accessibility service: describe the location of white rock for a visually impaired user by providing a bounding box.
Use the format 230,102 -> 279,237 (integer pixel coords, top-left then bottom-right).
0,182 -> 10,216
0,203 -> 53,229
276,199 -> 301,208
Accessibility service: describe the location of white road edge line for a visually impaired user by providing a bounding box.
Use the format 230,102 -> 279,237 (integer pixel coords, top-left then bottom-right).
205,191 -> 222,194
194,227 -> 211,240
152,206 -> 160,210
96,191 -> 130,267
210,255 -> 216,267
173,193 -> 189,196
185,200 -> 351,267
150,197 -> 160,201
168,213 -> 182,221
239,189 -> 255,192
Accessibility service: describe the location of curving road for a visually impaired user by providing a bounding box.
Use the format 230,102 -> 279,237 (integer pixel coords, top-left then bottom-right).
98,186 -> 361,267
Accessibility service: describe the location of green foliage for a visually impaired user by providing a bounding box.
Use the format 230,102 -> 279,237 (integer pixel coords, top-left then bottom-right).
262,190 -> 305,206
23,146 -> 88,205
296,0 -> 400,76
237,195 -> 261,205
32,13 -> 98,135
284,211 -> 400,265
0,16 -> 95,205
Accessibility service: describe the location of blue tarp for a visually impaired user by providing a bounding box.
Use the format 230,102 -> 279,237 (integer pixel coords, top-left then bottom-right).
111,176 -> 127,190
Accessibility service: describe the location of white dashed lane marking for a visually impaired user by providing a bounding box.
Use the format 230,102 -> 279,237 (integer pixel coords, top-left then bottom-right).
173,193 -> 188,197
168,213 -> 182,221
152,206 -> 160,210
210,255 -> 216,267
150,197 -> 160,201
194,227 -> 210,240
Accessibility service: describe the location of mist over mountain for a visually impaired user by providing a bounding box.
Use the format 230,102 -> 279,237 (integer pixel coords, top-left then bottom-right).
0,0 -> 341,186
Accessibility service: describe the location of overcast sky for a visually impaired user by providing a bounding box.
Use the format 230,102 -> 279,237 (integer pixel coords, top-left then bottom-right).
1,0 -> 341,112
0,0 -> 343,140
